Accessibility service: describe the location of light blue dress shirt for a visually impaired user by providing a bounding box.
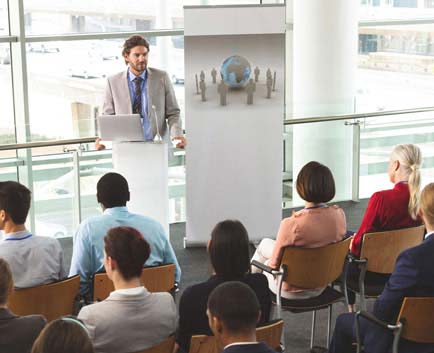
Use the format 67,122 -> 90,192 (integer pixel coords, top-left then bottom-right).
69,207 -> 181,295
127,69 -> 152,140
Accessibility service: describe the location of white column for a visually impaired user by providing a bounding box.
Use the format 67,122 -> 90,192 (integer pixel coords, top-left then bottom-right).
156,0 -> 170,72
292,0 -> 358,203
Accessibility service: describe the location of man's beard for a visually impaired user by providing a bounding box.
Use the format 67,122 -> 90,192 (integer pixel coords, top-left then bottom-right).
131,62 -> 146,73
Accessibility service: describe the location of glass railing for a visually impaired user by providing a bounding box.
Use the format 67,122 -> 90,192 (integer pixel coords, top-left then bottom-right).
283,106 -> 434,206
1,106 -> 434,238
0,140 -> 186,239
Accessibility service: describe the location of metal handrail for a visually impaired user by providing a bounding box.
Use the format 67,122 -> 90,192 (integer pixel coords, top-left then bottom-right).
284,106 -> 434,125
1,106 -> 434,151
0,137 -> 97,151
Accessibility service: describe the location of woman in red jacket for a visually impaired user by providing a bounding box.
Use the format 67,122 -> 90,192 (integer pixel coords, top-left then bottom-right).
347,143 -> 422,311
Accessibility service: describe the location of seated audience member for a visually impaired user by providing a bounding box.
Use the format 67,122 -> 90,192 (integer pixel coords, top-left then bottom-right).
207,281 -> 277,353
78,226 -> 176,353
0,181 -> 66,288
0,258 -> 46,353
251,161 -> 346,299
31,316 -> 94,353
350,143 -> 422,256
347,144 -> 422,310
69,172 -> 181,296
329,182 -> 434,353
176,220 -> 271,353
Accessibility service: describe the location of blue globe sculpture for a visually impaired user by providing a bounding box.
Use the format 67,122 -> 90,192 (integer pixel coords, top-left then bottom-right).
220,55 -> 251,88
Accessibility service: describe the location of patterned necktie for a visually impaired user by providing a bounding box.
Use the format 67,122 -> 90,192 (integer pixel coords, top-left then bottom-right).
133,76 -> 143,115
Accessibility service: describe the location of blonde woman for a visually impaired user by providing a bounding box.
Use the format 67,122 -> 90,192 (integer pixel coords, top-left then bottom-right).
351,144 -> 422,256
329,183 -> 434,353
347,144 -> 422,310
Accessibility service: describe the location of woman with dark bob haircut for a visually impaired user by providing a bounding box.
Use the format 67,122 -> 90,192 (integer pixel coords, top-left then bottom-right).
175,219 -> 271,353
31,316 -> 94,353
251,161 -> 347,299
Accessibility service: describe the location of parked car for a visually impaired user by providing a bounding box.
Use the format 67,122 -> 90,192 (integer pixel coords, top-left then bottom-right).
35,220 -> 68,238
170,65 -> 184,85
27,43 -> 60,53
69,60 -> 106,79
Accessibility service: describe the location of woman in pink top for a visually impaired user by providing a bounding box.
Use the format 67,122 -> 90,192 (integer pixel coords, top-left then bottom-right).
251,161 -> 347,299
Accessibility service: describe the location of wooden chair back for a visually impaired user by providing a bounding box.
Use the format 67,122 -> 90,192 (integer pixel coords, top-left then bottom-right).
360,225 -> 425,274
189,320 -> 284,353
189,335 -> 217,353
93,264 -> 175,301
279,237 -> 352,289
256,319 -> 284,351
397,297 -> 434,343
133,336 -> 175,353
8,275 -> 80,322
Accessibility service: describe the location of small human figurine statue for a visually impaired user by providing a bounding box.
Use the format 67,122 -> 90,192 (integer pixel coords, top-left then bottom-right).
254,66 -> 260,82
200,79 -> 206,102
246,78 -> 256,105
273,71 -> 277,92
266,75 -> 272,99
217,79 -> 228,106
266,68 -> 272,80
211,68 -> 217,84
200,70 -> 205,82
195,74 -> 200,95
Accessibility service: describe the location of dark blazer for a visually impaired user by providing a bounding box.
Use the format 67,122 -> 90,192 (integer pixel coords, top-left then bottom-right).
223,342 -> 277,353
360,233 -> 434,353
176,274 -> 271,352
0,308 -> 46,353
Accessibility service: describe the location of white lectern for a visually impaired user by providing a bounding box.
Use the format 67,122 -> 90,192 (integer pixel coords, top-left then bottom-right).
112,141 -> 170,237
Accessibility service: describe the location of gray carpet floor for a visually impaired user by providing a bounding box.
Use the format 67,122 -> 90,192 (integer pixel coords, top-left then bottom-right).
59,199 -> 372,353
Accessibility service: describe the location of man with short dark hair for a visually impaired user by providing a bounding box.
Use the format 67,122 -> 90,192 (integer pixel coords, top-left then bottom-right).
0,258 -> 46,353
69,172 -> 181,295
78,226 -> 176,353
97,34 -> 185,149
207,281 -> 277,353
0,181 -> 66,288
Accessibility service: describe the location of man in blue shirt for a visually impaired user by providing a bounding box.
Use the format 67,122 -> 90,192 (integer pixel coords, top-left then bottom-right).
69,172 -> 181,295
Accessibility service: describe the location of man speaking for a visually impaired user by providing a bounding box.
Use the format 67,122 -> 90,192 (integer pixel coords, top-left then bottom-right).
97,35 -> 186,149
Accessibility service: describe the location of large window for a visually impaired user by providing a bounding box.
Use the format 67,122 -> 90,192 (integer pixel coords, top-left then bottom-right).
0,1 -> 8,36
23,0 -> 183,34
25,37 -> 184,141
356,23 -> 434,113
0,43 -> 15,145
23,1 -> 277,35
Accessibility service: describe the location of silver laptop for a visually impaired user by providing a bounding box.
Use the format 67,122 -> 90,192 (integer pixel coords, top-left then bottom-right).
98,114 -> 144,142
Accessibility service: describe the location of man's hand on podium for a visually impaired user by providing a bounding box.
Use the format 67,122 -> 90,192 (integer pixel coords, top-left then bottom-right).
172,136 -> 186,149
95,137 -> 106,151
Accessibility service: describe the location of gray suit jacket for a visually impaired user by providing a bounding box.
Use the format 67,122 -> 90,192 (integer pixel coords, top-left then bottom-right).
78,287 -> 176,353
0,308 -> 46,353
102,67 -> 182,139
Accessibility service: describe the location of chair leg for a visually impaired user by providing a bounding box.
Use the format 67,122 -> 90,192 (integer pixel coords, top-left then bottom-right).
327,305 -> 332,348
280,316 -> 286,352
359,263 -> 368,311
342,258 -> 350,308
392,323 -> 404,353
310,310 -> 317,350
